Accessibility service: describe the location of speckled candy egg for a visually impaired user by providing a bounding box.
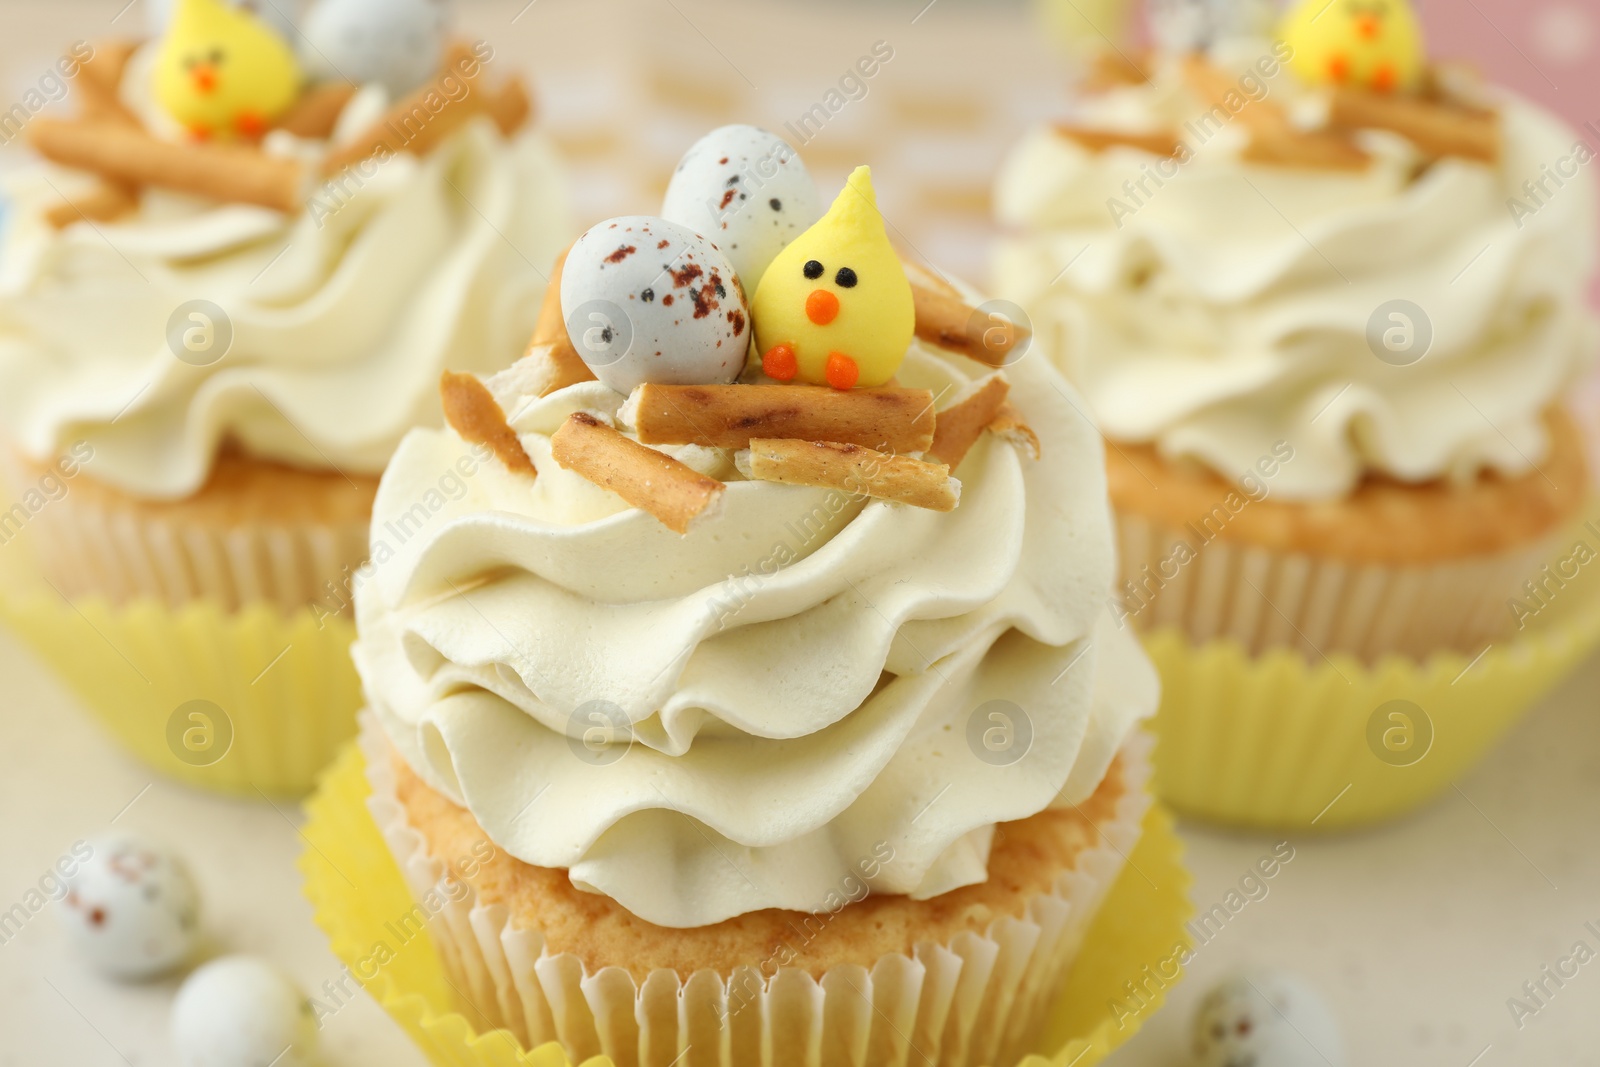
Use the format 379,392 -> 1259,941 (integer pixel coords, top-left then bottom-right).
60,833 -> 200,980
172,956 -> 319,1067
661,125 -> 822,293
301,0 -> 447,96
1193,970 -> 1345,1067
561,215 -> 751,394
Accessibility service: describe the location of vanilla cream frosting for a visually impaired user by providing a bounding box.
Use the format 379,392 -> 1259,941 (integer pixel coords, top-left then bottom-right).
0,45 -> 569,500
994,44 -> 1597,500
354,328 -> 1156,928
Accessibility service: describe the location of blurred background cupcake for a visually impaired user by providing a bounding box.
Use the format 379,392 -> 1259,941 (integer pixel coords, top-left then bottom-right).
0,0 -> 569,794
993,0 -> 1600,827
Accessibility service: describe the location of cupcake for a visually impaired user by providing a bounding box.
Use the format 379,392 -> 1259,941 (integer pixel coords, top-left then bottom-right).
993,1 -> 1600,826
0,2 -> 569,793
333,128 -> 1176,1066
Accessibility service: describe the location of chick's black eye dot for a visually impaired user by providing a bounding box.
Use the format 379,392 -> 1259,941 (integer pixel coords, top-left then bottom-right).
835,267 -> 858,289
770,198 -> 782,211
803,260 -> 824,280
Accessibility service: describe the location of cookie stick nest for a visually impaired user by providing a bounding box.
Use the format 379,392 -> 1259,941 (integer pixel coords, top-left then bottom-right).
481,244 -> 597,406
1182,56 -> 1369,171
1329,85 -> 1500,162
440,371 -> 538,478
321,42 -> 533,177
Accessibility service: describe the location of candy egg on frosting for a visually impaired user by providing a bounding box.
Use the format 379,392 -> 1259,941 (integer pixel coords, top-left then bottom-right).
301,0 -> 447,96
752,165 -> 914,391
172,956 -> 319,1067
59,833 -> 200,980
1192,970 -> 1345,1067
662,125 -> 823,294
560,215 -> 751,395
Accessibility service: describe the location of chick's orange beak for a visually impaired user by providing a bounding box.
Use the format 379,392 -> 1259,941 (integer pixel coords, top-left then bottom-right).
806,289 -> 840,326
191,65 -> 219,94
1355,14 -> 1381,40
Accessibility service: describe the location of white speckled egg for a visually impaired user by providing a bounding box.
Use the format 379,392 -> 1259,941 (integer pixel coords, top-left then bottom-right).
301,0 -> 447,96
561,215 -> 751,394
59,834 -> 200,981
1193,970 -> 1344,1067
172,956 -> 319,1067
661,125 -> 822,293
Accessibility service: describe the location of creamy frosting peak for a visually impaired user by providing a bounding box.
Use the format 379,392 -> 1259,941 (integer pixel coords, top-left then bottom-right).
995,46 -> 1597,500
354,329 -> 1156,928
0,45 -> 569,500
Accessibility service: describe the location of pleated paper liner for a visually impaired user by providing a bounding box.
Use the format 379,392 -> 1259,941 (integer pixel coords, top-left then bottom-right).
0,542 -> 361,797
1144,545 -> 1600,831
300,738 -> 1193,1067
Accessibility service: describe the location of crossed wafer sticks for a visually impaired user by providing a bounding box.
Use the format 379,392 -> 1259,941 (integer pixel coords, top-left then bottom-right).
440,253 -> 1038,533
1057,57 -> 1499,168
30,39 -> 532,225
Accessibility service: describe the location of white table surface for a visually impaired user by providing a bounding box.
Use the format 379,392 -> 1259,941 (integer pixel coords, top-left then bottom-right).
2,1 -> 1600,1064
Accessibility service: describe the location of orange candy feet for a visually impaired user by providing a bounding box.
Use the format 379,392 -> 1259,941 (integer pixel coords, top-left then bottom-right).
763,344 -> 798,382
825,352 -> 859,391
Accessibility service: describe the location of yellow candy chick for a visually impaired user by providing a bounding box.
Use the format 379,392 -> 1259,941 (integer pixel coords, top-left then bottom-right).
154,0 -> 302,141
753,166 -> 914,391
1281,0 -> 1425,94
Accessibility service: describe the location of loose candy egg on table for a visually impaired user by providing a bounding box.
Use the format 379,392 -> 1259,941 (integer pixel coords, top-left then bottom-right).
1192,970 -> 1345,1067
560,215 -> 751,395
59,833 -> 201,981
172,956 -> 319,1067
300,0 -> 447,96
661,124 -> 823,294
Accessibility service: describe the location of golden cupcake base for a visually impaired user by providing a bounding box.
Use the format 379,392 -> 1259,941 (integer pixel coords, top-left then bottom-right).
301,741 -> 1194,1067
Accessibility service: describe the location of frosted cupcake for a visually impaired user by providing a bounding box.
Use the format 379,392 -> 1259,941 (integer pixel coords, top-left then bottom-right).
0,2 -> 568,792
993,1 -> 1600,828
345,128 -> 1170,1065
995,6 -> 1596,662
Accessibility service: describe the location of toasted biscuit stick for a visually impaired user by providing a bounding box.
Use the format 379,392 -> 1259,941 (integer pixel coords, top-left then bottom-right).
930,375 -> 1011,468
523,244 -> 595,396
45,181 -> 140,229
990,402 -> 1042,461
487,77 -> 533,135
275,83 -> 359,139
629,384 -> 937,453
744,439 -> 959,512
321,43 -> 512,175
77,40 -> 140,125
551,413 -> 724,534
440,371 -> 537,478
28,118 -> 306,212
1056,123 -> 1182,157
1330,86 -> 1499,162
911,278 -> 1030,368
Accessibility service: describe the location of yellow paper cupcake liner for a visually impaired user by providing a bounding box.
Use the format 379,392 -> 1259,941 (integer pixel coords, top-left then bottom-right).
0,580 -> 361,797
1144,565 -> 1600,830
301,741 -> 1193,1067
